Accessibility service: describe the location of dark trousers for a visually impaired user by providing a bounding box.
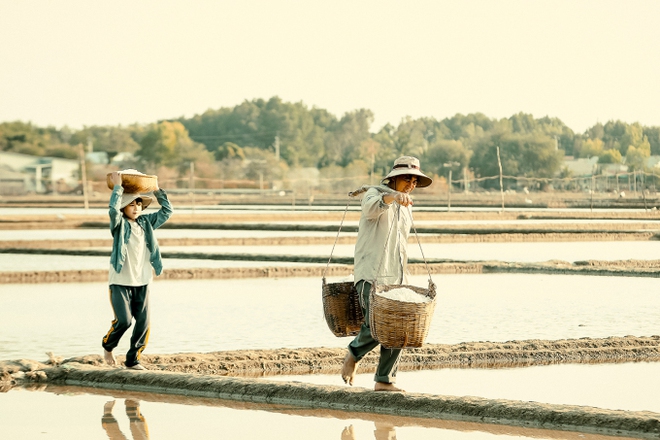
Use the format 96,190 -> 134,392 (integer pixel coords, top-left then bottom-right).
348,280 -> 402,383
102,285 -> 150,367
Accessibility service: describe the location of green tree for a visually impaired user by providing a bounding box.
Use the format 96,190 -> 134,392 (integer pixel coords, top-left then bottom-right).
136,121 -> 211,172
471,132 -> 562,182
598,149 -> 623,164
214,142 -> 245,161
424,139 -> 471,177
578,138 -> 604,158
643,126 -> 660,155
324,109 -> 373,166
243,146 -> 287,182
625,144 -> 650,170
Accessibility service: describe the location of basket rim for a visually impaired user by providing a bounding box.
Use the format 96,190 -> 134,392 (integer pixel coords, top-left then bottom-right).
106,172 -> 158,179
373,283 -> 435,300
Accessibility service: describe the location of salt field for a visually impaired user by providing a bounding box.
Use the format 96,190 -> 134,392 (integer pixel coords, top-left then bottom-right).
0,253 -> 332,272
2,274 -> 660,361
3,209 -> 660,440
271,361 -> 660,413
0,228 -> 352,241
2,241 -> 660,272
161,241 -> 659,263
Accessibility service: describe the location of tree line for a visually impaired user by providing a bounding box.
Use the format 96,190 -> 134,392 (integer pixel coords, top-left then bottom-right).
2,96 -> 659,190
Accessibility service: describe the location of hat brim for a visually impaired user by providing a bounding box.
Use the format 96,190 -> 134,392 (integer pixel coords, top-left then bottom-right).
120,193 -> 153,210
382,169 -> 433,188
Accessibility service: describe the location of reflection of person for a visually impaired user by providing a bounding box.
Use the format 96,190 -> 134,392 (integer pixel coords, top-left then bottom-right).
102,171 -> 173,370
373,422 -> 397,440
341,156 -> 433,392
102,399 -> 150,440
340,423 -> 397,440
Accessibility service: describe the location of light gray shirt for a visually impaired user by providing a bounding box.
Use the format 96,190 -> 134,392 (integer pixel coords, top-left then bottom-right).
353,186 -> 412,286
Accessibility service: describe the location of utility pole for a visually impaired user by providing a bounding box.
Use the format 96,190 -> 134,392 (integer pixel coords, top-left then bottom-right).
463,166 -> 469,193
590,174 -> 595,212
78,144 -> 89,212
370,152 -> 375,185
447,169 -> 452,212
496,146 -> 504,212
189,162 -> 195,214
274,134 -> 280,162
443,162 -> 460,212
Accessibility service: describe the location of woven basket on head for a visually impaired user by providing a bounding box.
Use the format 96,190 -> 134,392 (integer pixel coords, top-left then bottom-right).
322,278 -> 364,337
369,282 -> 436,349
106,173 -> 158,193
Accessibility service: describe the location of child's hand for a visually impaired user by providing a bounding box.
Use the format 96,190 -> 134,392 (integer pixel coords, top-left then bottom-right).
110,171 -> 122,187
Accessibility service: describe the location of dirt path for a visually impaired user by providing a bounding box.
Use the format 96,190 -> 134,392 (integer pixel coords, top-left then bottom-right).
3,337 -> 660,439
4,336 -> 659,379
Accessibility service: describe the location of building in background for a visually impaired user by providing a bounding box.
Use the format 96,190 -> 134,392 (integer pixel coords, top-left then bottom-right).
0,151 -> 79,195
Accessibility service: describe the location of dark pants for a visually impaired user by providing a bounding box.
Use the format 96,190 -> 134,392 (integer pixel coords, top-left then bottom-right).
102,285 -> 150,367
348,280 -> 402,383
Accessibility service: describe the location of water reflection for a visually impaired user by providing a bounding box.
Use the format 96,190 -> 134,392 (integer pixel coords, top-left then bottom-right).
102,399 -> 150,440
0,385 -> 643,440
341,423 -> 397,440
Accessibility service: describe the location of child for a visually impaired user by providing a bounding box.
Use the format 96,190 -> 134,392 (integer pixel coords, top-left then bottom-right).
102,171 -> 173,370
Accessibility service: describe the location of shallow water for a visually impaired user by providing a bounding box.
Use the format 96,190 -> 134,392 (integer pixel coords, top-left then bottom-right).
0,228 -> 351,241
272,361 -> 660,413
162,240 -> 659,263
0,253 -> 333,272
1,241 -> 657,272
0,386 -> 635,440
2,274 -> 659,361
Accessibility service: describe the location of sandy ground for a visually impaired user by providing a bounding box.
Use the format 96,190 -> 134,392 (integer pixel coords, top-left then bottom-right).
3,336 -> 660,438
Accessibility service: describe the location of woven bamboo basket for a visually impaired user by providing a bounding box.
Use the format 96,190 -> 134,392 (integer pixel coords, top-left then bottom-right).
106,172 -> 158,193
322,278 -> 364,337
369,282 -> 437,349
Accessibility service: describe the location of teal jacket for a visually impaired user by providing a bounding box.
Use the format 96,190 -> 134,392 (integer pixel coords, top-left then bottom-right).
109,185 -> 173,277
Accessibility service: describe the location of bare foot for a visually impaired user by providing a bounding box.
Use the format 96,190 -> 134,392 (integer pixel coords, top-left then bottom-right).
341,352 -> 357,385
126,363 -> 146,370
374,382 -> 405,392
103,349 -> 116,366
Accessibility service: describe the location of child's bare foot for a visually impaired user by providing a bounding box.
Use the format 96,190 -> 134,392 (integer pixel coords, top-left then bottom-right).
341,352 -> 357,385
103,349 -> 116,366
374,382 -> 405,392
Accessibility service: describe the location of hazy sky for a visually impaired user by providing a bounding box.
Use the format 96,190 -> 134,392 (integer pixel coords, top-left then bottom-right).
2,0 -> 659,134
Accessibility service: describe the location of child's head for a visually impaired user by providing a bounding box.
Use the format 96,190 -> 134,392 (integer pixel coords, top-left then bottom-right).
120,194 -> 152,220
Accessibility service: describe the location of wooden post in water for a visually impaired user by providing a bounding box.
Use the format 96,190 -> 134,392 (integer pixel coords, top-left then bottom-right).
496,146 -> 504,212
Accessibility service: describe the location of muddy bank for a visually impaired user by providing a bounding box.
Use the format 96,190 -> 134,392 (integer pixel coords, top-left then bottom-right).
4,337 -> 660,437
88,335 -> 660,375
3,259 -> 660,284
3,360 -> 660,438
4,336 -> 659,379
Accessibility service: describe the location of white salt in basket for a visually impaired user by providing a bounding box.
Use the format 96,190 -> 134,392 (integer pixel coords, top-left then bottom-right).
369,281 -> 436,349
